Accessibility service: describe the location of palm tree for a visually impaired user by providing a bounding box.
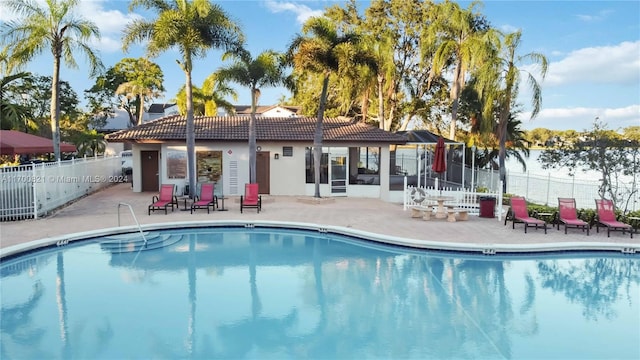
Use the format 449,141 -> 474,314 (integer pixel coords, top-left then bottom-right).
476,30 -> 548,192
216,48 -> 284,183
1,0 -> 103,161
174,74 -> 237,116
423,0 -> 490,141
122,0 -> 243,198
113,58 -> 165,126
288,16 -> 364,198
1,72 -> 32,131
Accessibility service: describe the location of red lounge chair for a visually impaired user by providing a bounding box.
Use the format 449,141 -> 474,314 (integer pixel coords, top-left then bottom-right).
557,198 -> 589,235
509,196 -> 547,234
240,183 -> 261,213
191,183 -> 218,214
148,184 -> 177,215
595,199 -> 633,238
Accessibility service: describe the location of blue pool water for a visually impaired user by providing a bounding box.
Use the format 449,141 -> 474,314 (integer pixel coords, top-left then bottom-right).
1,226 -> 639,359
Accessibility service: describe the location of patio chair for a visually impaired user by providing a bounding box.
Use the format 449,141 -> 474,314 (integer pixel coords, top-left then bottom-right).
594,199 -> 633,238
149,184 -> 177,215
508,196 -> 547,234
191,183 -> 218,214
240,183 -> 261,213
557,198 -> 589,235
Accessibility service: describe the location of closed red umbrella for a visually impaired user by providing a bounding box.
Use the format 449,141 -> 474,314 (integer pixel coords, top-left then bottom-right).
432,137 -> 446,190
432,137 -> 446,173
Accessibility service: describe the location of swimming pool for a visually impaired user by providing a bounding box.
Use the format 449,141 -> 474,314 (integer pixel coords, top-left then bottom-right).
2,225 -> 639,359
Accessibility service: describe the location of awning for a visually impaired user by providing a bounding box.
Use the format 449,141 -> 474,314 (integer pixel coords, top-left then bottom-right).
0,130 -> 77,155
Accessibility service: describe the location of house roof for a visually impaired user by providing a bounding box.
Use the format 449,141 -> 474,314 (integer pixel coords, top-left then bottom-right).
147,103 -> 176,114
396,130 -> 462,145
104,115 -> 407,144
233,105 -> 301,115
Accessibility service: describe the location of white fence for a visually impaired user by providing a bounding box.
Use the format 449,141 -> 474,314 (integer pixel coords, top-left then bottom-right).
404,179 -> 505,220
0,156 -> 122,221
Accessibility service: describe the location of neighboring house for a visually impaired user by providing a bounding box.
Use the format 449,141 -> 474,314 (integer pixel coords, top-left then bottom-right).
105,115 -> 407,202
145,103 -> 179,122
219,104 -> 302,118
93,108 -> 132,156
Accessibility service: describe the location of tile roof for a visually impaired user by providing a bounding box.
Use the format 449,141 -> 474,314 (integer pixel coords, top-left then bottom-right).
233,104 -> 301,115
105,115 -> 407,144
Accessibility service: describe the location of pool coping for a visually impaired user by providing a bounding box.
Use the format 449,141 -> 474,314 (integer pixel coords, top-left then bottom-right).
2,220 -> 638,260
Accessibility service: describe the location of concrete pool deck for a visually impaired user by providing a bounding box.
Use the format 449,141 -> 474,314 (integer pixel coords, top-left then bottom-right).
1,183 -> 638,255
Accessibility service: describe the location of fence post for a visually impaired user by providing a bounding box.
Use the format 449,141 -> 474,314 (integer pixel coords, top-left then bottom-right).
403,176 -> 407,210
546,173 -> 551,205
498,180 -> 504,221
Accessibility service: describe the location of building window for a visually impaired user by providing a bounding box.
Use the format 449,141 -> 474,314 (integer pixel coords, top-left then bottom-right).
283,146 -> 293,157
349,147 -> 380,185
305,147 -> 328,183
389,145 -> 420,190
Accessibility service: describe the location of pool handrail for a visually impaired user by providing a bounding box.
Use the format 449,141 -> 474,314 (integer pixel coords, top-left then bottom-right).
117,202 -> 148,246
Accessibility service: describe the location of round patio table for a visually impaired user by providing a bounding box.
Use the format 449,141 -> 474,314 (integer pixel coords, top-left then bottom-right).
426,196 -> 455,219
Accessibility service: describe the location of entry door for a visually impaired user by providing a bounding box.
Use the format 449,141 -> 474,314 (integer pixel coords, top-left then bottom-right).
141,150 -> 159,191
256,151 -> 270,194
330,151 -> 347,195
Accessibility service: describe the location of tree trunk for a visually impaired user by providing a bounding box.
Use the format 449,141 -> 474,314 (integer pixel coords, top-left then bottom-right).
377,73 -> 385,130
185,58 -> 196,198
314,73 -> 330,198
449,61 -> 464,141
498,106 -> 510,194
360,88 -> 369,122
51,52 -> 62,161
249,87 -> 259,183
385,81 -> 397,132
136,93 -> 144,126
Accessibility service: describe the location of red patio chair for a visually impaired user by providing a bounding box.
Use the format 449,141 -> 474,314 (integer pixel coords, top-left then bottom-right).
557,198 -> 589,235
148,184 -> 177,215
595,199 -> 633,238
508,196 -> 547,234
191,183 -> 218,214
240,183 -> 261,213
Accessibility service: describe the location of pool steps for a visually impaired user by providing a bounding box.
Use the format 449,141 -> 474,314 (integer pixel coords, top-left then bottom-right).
100,232 -> 183,253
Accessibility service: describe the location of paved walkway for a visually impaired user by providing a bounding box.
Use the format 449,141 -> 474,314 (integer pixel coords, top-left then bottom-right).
1,183 -> 637,254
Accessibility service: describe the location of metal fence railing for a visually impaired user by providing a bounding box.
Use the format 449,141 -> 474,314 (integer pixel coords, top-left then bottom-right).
0,156 -> 121,221
505,172 -> 638,211
439,164 -> 637,212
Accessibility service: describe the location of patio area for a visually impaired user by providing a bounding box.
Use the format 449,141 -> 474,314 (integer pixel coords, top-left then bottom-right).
1,183 -> 637,254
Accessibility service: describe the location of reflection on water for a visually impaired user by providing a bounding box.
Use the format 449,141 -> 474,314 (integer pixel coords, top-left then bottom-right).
1,228 -> 639,359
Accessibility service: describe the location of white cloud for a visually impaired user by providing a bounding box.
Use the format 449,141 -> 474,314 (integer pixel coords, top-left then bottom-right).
575,9 -> 614,23
499,24 -> 520,33
77,1 -> 142,53
519,105 -> 640,131
545,41 -> 640,87
263,0 -> 324,24
0,0 -> 138,53
77,1 -> 139,35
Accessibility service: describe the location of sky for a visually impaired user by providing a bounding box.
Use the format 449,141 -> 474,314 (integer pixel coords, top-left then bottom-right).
1,0 -> 638,132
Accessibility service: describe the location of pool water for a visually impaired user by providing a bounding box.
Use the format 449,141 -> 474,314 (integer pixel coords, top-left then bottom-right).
1,227 -> 639,359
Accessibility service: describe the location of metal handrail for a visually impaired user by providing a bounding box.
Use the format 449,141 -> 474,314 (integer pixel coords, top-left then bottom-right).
117,202 -> 148,245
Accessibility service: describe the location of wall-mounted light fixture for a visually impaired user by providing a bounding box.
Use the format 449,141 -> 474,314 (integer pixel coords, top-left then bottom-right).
274,153 -> 279,160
